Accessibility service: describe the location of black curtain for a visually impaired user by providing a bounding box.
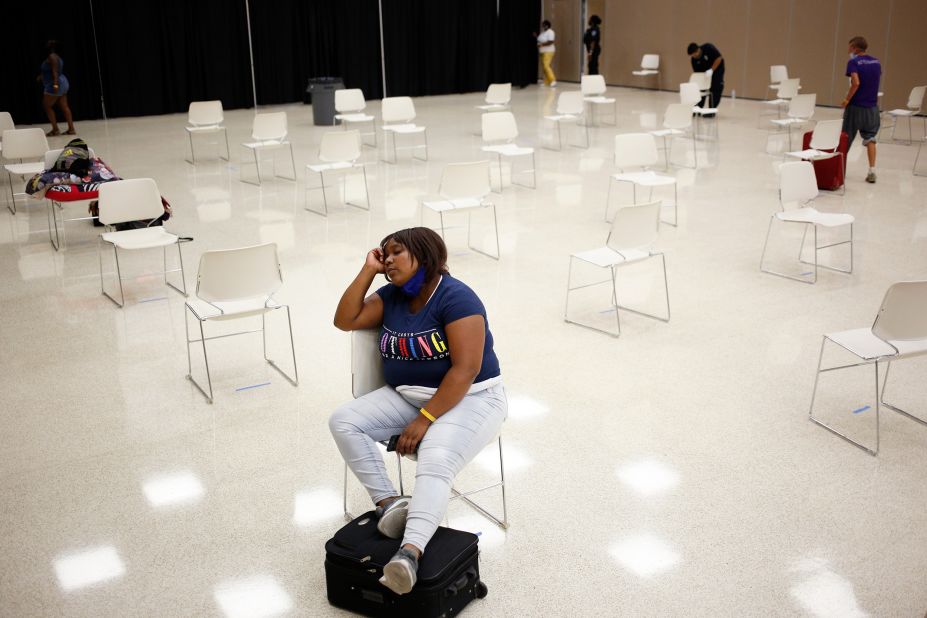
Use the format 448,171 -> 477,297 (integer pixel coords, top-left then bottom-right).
381,0 -> 497,98
0,2 -> 104,125
496,0 -> 542,88
248,0 -> 383,104
92,0 -> 254,118
0,0 -> 542,123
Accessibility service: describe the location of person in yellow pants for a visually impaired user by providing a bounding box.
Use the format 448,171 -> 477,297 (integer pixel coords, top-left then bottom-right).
536,20 -> 557,86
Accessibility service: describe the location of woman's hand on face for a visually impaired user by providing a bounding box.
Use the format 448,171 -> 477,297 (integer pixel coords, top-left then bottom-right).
397,415 -> 431,455
365,247 -> 386,274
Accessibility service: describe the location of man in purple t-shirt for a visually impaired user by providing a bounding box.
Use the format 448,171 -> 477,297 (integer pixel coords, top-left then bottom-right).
840,36 -> 882,183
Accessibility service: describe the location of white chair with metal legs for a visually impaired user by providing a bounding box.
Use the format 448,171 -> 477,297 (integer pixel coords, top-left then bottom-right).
480,112 -> 535,192
185,101 -> 229,164
760,161 -> 853,284
476,83 -> 512,112
768,93 -> 816,151
688,72 -> 714,108
767,65 -> 789,100
44,146 -> 97,251
342,329 -> 509,530
914,136 -> 927,176
608,133 -> 678,227
240,112 -> 296,185
305,130 -> 370,216
97,178 -> 188,308
544,91 -> 589,150
184,242 -> 298,404
581,75 -> 617,126
650,103 -> 697,169
0,112 -> 15,157
380,96 -> 428,163
882,85 -> 926,145
421,161 -> 499,260
2,128 -> 48,214
631,54 -> 660,89
809,280 -> 927,456
564,200 -> 670,338
760,78 -> 800,126
335,89 -> 377,147
785,119 -> 846,195
680,82 -> 716,140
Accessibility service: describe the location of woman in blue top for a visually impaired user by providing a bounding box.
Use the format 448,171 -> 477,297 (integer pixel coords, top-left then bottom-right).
331,227 -> 506,595
37,40 -> 75,136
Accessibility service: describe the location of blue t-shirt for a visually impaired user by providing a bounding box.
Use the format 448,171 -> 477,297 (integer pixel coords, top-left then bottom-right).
846,55 -> 881,108
375,275 -> 501,388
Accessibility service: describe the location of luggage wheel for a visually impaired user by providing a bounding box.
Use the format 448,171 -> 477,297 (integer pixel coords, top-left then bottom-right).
476,581 -> 488,599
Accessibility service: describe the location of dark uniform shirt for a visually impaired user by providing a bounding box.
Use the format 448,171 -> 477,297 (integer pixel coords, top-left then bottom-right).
583,27 -> 600,53
690,43 -> 724,77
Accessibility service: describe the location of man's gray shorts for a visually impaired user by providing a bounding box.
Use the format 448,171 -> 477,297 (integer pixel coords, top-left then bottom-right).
842,105 -> 880,145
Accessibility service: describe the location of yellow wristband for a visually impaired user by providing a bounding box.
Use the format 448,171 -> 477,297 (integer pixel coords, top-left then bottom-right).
419,407 -> 436,422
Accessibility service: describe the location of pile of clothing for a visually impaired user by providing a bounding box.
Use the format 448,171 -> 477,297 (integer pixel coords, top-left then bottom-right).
26,138 -> 170,229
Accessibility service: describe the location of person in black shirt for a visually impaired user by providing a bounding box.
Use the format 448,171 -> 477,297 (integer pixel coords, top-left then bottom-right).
687,42 -> 725,114
584,15 -> 602,75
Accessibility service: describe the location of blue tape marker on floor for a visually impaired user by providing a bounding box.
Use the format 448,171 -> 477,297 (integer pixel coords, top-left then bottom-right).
236,382 -> 271,392
853,405 -> 870,414
800,272 -> 814,276
138,296 -> 168,303
475,531 -> 483,536
599,308 -> 617,313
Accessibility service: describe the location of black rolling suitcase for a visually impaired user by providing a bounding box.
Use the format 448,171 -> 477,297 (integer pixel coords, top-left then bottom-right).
325,511 -> 488,617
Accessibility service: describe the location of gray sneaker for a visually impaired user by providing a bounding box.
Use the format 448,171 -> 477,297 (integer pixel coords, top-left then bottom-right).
866,171 -> 876,183
379,547 -> 419,595
375,496 -> 411,539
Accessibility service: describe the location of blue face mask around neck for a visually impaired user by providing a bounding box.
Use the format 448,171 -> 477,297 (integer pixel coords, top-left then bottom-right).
400,267 -> 426,297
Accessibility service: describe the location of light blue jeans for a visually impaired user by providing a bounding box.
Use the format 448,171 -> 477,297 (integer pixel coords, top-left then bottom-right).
329,383 -> 507,553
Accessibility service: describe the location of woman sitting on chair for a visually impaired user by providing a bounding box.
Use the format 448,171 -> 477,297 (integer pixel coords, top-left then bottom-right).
331,227 -> 506,595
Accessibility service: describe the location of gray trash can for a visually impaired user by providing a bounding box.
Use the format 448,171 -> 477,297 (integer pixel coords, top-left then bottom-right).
306,77 -> 344,126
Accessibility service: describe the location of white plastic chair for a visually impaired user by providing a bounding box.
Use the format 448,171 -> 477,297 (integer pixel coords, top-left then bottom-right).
650,103 -> 697,169
476,83 -> 512,112
809,280 -> 927,456
883,85 -> 926,144
421,161 -> 499,260
767,65 -> 789,99
544,91 -> 589,150
480,112 -> 536,192
581,75 -> 617,126
2,128 -> 49,214
342,329 -> 509,529
785,119 -> 846,195
185,101 -> 229,164
769,93 -> 816,150
0,112 -> 14,157
43,146 -> 98,250
240,112 -> 296,185
914,136 -> 927,176
760,161 -> 853,284
631,54 -> 660,88
381,96 -> 428,163
335,89 -> 377,147
97,178 -> 188,307
608,134 -> 678,226
688,72 -> 714,107
184,242 -> 298,404
762,77 -> 801,124
305,130 -> 369,216
680,82 -> 716,140
564,200 -> 670,337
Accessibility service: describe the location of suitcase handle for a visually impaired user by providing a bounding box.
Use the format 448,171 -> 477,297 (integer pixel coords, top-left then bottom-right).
444,566 -> 477,597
